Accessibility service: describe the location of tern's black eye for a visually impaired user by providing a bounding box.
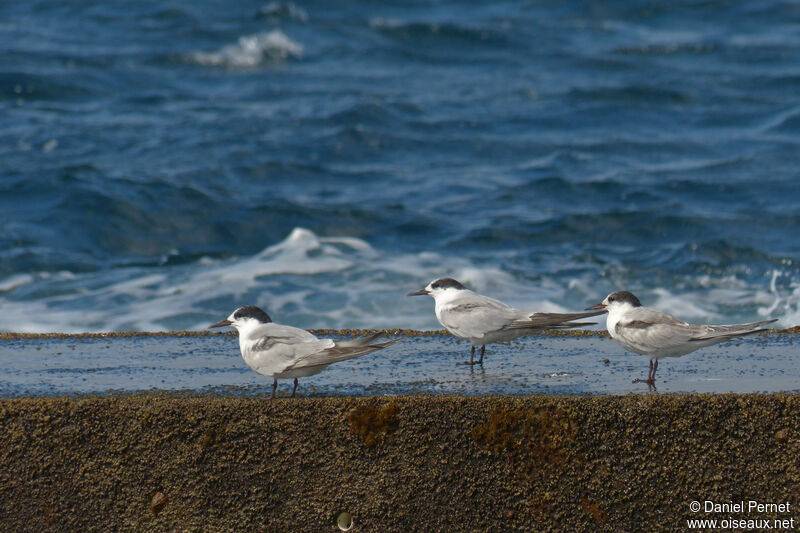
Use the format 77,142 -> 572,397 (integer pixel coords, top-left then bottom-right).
609,295 -> 615,302
431,282 -> 440,289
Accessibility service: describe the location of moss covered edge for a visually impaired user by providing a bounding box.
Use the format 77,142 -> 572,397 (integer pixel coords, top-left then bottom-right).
1,325 -> 798,341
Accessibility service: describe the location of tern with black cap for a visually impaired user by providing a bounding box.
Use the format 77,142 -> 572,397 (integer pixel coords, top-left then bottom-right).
587,290 -> 777,385
209,306 -> 402,398
407,277 -> 606,365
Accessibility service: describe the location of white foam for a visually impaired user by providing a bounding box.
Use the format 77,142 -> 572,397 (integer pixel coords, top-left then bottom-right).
42,139 -> 58,153
0,299 -> 107,334
0,228 -> 356,332
190,30 -> 303,68
650,288 -> 720,322
259,2 -> 309,22
0,273 -> 34,292
758,270 -> 800,328
0,227 -> 588,332
615,272 -> 800,329
636,157 -> 743,174
2,228 -> 797,333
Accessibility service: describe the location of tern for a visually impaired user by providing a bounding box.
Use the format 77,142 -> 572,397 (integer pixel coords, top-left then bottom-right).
407,277 -> 605,365
209,306 -> 402,398
587,290 -> 777,385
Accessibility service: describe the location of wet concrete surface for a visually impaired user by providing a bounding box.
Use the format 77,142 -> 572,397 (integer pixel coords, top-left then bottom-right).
0,330 -> 796,397
2,330 -> 799,531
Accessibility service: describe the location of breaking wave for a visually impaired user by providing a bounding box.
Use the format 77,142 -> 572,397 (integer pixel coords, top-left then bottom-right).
1,227 -> 797,334
189,30 -> 303,68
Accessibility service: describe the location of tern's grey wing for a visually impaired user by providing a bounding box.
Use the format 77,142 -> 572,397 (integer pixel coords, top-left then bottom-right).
284,337 -> 403,371
245,323 -> 332,375
247,338 -> 335,376
612,307 -> 697,354
622,307 -> 689,328
250,323 -> 319,347
687,319 -> 777,341
506,310 -> 606,330
438,293 -> 524,339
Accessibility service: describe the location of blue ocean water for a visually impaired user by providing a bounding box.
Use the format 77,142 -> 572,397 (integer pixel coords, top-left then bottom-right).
1,0 -> 799,333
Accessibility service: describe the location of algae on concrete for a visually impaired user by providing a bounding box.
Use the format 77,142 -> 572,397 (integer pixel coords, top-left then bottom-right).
1,393 -> 798,532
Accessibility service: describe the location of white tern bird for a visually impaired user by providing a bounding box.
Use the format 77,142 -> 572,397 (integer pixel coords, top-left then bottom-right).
587,290 -> 777,385
209,306 -> 402,398
407,277 -> 605,365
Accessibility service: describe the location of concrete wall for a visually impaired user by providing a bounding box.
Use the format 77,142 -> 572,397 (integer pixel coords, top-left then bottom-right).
1,394 -> 798,532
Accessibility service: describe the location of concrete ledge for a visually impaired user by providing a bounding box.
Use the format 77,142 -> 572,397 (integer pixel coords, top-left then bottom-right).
1,394 -> 798,531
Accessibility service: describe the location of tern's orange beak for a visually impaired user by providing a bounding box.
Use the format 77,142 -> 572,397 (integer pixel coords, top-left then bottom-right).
585,304 -> 606,311
208,319 -> 232,329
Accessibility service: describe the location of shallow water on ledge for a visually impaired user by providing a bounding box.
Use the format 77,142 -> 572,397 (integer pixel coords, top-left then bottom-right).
0,332 -> 797,397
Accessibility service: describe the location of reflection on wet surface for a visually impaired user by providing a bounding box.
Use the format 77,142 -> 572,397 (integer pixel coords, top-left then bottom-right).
0,332 -> 796,397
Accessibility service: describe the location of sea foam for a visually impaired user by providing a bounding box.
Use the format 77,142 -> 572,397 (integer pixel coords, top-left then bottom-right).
0,228 -> 578,333
0,229 -> 797,333
190,30 -> 303,68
